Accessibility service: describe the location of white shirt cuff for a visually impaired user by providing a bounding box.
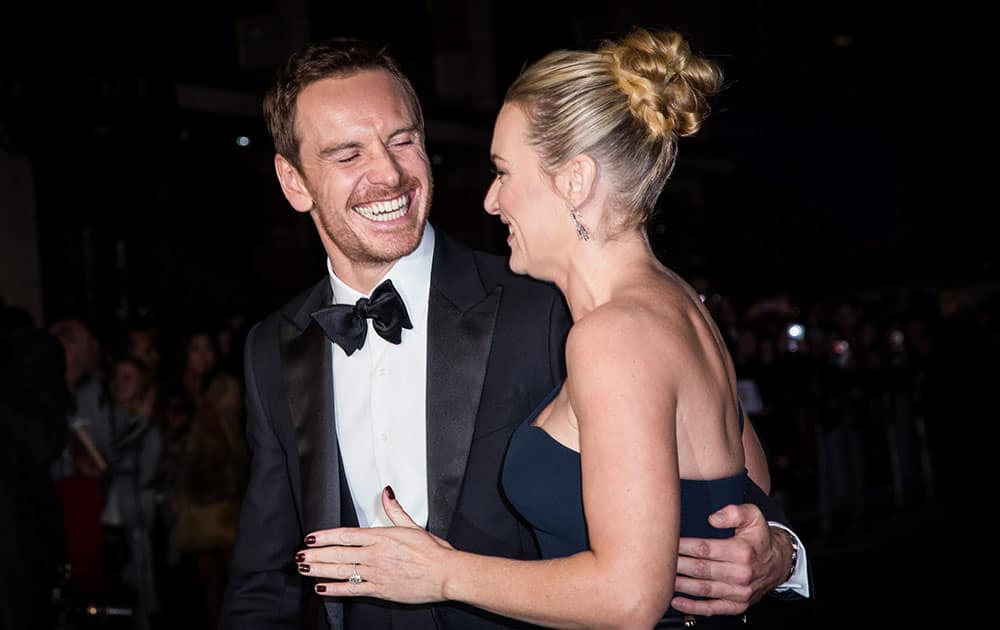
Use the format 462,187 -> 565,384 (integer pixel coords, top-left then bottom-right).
768,522 -> 811,598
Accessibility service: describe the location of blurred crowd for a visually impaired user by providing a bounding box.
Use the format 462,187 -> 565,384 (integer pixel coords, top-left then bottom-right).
1,279 -> 995,629
1,300 -> 250,630
696,281 -> 996,539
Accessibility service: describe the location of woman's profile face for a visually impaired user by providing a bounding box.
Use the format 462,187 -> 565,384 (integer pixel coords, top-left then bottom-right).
483,104 -> 566,278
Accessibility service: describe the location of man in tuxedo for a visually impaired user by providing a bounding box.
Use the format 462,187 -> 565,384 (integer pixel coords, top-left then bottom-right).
219,39 -> 808,630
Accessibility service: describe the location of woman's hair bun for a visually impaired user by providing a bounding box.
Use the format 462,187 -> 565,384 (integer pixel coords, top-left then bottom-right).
600,28 -> 723,138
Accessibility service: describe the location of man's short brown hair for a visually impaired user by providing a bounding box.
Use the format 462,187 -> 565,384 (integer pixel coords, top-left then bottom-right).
263,38 -> 424,171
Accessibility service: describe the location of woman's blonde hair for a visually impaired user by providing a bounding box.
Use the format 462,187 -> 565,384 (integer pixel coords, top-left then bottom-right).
504,28 -> 722,230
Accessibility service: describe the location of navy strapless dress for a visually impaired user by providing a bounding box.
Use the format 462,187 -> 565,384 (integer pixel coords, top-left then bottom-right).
502,385 -> 749,620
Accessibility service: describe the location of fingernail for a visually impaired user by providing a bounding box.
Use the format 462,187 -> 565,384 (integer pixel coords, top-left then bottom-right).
384,485 -> 395,500
295,552 -> 306,562
315,584 -> 326,593
298,563 -> 310,573
305,535 -> 316,545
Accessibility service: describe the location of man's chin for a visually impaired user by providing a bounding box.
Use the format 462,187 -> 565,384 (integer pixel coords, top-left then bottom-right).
359,219 -> 425,262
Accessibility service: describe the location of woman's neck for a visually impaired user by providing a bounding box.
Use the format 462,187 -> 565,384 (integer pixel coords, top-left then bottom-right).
556,228 -> 658,321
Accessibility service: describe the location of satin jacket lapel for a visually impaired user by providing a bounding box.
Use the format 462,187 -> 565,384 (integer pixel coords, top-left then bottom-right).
280,279 -> 341,533
425,234 -> 501,538
280,280 -> 345,630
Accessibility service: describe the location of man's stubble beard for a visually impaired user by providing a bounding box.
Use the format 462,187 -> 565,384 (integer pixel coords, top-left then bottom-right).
314,175 -> 434,265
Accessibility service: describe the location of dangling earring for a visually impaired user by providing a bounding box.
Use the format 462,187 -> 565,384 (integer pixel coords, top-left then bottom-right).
568,204 -> 590,241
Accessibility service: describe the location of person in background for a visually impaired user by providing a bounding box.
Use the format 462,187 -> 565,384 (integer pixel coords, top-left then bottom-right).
167,328 -> 246,630
0,298 -> 71,629
103,354 -> 162,628
48,318 -> 108,479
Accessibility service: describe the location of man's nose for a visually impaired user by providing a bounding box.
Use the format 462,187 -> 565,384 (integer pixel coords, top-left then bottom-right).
367,144 -> 403,187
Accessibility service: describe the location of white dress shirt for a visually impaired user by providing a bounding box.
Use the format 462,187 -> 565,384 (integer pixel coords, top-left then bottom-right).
328,225 -> 435,528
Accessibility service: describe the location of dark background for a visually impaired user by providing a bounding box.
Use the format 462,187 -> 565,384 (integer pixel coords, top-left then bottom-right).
2,0 -> 995,329
2,1 -> 996,627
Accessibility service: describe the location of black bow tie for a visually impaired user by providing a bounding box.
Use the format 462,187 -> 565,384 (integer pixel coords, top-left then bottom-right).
311,279 -> 413,356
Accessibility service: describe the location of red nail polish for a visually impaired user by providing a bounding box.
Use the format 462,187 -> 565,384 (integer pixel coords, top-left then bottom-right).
295,552 -> 305,562
305,535 -> 316,545
384,485 -> 395,500
315,584 -> 326,593
299,563 -> 310,573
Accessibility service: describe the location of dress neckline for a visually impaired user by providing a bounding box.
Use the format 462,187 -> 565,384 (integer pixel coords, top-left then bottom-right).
524,384 -> 576,452
528,424 -> 580,454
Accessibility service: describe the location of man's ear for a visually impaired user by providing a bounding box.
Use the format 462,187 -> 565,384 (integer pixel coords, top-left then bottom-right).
275,154 -> 314,213
553,153 -> 597,209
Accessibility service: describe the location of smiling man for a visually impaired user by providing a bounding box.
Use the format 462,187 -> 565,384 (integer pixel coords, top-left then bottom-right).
218,39 -> 573,630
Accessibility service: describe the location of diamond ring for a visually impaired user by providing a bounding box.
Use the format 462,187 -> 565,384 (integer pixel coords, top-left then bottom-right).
348,563 -> 363,585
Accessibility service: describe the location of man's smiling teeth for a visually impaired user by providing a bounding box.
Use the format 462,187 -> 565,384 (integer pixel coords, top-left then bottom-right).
354,193 -> 409,221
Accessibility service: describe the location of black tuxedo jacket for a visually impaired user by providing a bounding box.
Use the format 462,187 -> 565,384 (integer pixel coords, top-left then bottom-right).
219,230 -> 571,630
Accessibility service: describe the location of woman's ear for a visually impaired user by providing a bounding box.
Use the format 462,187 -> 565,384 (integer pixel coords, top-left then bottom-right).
554,154 -> 597,209
275,154 -> 315,214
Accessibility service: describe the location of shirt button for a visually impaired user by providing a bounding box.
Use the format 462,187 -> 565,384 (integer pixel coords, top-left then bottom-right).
377,366 -> 388,376
380,432 -> 389,443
